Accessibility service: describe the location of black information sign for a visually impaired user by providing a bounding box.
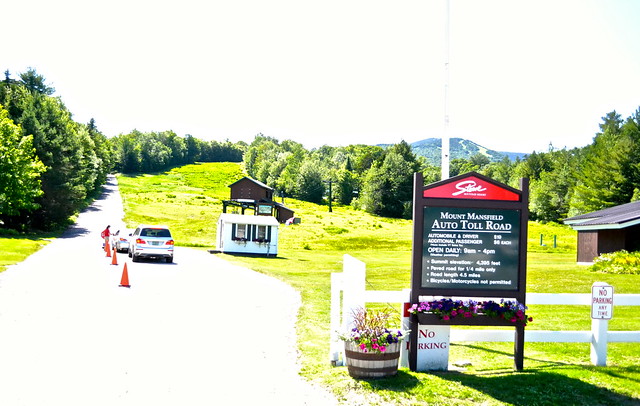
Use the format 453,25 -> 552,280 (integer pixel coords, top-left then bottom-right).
409,172 -> 530,372
422,207 -> 520,290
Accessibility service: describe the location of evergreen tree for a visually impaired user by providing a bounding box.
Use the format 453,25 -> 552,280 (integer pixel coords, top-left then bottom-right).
20,95 -> 89,228
568,111 -> 636,216
19,67 -> 55,95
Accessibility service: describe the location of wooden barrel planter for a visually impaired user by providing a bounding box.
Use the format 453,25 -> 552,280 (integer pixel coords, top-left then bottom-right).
344,341 -> 401,379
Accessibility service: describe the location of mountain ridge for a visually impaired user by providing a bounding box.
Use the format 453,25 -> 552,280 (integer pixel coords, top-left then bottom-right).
381,138 -> 529,165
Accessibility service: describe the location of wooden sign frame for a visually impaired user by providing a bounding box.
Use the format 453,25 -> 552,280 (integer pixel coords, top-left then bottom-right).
409,171 -> 529,371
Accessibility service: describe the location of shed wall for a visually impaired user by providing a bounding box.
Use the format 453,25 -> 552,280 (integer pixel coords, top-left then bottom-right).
597,229 -> 626,255
276,207 -> 295,223
577,231 -> 598,263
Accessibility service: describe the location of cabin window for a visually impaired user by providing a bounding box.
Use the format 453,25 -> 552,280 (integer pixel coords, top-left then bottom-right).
253,225 -> 270,243
232,224 -> 248,241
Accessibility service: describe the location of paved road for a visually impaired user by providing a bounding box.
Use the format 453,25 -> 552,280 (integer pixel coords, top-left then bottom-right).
0,176 -> 337,406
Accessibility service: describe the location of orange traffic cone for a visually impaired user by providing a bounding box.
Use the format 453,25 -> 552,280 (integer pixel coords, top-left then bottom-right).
105,241 -> 111,257
119,263 -> 130,288
111,247 -> 118,265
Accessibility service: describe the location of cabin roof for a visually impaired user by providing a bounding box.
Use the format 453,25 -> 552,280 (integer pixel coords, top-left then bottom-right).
563,201 -> 640,230
228,177 -> 273,191
218,213 -> 279,226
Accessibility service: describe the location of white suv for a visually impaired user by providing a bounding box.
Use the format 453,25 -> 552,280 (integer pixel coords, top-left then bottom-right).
128,225 -> 174,263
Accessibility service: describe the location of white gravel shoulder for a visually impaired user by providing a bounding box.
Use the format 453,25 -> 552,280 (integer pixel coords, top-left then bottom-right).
0,175 -> 338,406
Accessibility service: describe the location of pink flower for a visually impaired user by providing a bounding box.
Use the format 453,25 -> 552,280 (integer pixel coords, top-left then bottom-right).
451,310 -> 458,317
359,343 -> 367,350
443,315 -> 450,321
464,312 -> 472,318
379,346 -> 386,352
510,317 -> 517,323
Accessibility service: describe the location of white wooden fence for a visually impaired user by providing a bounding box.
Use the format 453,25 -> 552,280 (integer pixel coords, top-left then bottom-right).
330,254 -> 640,368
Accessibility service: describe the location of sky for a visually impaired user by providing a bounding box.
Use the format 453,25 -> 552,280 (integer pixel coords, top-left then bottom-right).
3,0 -> 640,153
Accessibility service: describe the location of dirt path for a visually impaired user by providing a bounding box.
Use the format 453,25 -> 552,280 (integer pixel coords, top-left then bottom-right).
0,176 -> 337,405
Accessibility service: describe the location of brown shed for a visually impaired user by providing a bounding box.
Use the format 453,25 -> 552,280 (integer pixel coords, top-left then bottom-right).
274,203 -> 295,223
564,201 -> 640,263
228,177 -> 273,201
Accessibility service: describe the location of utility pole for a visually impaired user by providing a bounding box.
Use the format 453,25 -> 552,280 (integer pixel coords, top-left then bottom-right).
324,180 -> 334,212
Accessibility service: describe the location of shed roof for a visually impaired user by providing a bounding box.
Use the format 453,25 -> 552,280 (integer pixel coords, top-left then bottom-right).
228,177 -> 273,191
218,213 -> 279,226
563,201 -> 640,230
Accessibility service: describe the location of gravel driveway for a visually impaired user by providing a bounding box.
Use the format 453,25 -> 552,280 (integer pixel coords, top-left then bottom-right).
0,176 -> 337,405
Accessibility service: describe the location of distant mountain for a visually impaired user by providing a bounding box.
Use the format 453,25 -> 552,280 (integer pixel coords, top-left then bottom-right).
405,138 -> 528,165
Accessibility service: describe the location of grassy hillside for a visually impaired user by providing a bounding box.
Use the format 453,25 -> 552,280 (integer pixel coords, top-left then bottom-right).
114,162 -> 639,405
116,162 -> 244,246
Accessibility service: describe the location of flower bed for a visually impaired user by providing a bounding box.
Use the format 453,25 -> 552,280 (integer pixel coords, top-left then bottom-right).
408,298 -> 533,326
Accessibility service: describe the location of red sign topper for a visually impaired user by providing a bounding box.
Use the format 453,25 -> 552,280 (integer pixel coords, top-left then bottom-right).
423,175 -> 520,201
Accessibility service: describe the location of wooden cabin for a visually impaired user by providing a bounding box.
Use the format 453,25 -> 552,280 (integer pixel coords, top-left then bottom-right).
228,177 -> 274,201
563,201 -> 640,263
223,177 -> 295,223
216,213 -> 279,257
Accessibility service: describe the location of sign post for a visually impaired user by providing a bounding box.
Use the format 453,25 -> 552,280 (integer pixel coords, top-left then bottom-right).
590,282 -> 614,366
409,172 -> 529,371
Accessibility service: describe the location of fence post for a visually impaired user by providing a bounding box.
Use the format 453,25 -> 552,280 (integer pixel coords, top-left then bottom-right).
342,254 -> 365,332
590,281 -> 613,366
400,289 -> 412,368
591,317 -> 609,366
329,272 -> 343,366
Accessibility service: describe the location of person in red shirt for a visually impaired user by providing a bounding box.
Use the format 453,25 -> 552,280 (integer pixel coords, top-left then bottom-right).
101,225 -> 111,248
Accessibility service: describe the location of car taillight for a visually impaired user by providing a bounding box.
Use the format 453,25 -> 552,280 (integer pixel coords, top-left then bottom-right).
166,240 -> 174,246
136,238 -> 146,244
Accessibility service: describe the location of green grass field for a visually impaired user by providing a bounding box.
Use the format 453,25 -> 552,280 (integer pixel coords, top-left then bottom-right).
4,162 -> 639,405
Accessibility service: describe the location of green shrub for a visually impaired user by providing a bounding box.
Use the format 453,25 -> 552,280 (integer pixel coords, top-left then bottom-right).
589,250 -> 640,275
324,226 -> 348,235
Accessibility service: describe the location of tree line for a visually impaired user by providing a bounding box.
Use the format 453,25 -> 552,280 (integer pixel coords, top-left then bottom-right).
110,132 -> 245,173
0,68 -> 245,231
244,108 -> 640,223
2,68 -> 638,230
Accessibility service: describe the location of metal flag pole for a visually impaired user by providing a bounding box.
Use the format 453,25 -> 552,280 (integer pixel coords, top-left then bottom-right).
441,0 -> 451,180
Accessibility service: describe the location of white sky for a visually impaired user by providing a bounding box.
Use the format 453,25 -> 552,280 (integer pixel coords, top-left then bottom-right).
3,0 -> 640,153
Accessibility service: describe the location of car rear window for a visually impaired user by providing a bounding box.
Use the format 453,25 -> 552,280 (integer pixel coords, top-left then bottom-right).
141,228 -> 171,238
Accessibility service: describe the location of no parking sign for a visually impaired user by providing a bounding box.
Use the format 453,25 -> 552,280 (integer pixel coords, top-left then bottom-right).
591,283 -> 614,320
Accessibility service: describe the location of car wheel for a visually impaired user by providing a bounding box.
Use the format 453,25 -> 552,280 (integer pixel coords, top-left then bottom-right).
128,249 -> 132,258
132,254 -> 139,262
166,256 -> 173,263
